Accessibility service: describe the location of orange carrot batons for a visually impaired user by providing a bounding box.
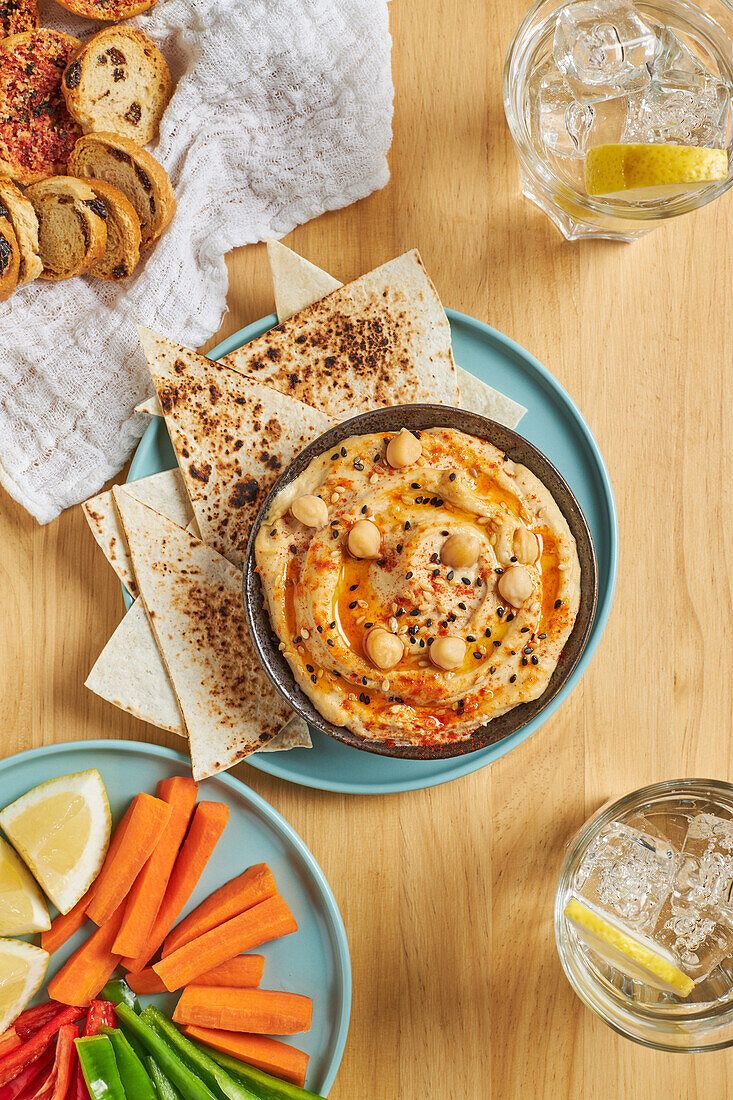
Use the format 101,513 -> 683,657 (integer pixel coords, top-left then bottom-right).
120,800 -> 229,972
182,1026 -> 309,1088
86,794 -> 171,927
112,777 -> 198,957
173,987 -> 313,1035
153,894 -> 297,992
162,864 -> 276,958
127,954 -> 265,996
46,906 -> 125,1007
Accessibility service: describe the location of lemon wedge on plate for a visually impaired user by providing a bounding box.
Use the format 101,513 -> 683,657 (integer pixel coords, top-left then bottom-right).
0,939 -> 49,1034
564,897 -> 694,997
0,837 -> 49,935
0,771 -> 111,915
585,143 -> 728,199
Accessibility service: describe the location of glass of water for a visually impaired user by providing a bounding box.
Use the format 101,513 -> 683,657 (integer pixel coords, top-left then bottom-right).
504,0 -> 733,240
556,779 -> 733,1051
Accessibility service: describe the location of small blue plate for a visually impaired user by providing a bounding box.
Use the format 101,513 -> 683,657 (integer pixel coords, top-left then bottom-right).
127,309 -> 618,795
4,740 -> 350,1097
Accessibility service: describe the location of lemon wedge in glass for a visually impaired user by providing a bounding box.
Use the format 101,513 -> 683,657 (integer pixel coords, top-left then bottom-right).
564,897 -> 694,997
0,771 -> 110,915
0,837 -> 49,935
585,143 -> 728,199
0,939 -> 49,1034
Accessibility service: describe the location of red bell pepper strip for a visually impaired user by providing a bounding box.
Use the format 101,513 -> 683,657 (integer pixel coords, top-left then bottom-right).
13,1008 -> 65,1044
66,1064 -> 88,1100
0,1008 -> 83,1088
81,1007 -> 115,1040
0,1034 -> 20,1059
0,1046 -> 55,1100
15,1068 -> 53,1100
30,1025 -> 79,1100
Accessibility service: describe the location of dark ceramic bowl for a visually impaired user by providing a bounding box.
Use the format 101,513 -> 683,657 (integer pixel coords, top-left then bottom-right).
244,405 -> 598,760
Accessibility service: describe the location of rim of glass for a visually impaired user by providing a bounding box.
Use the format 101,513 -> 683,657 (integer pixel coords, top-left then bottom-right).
555,777 -> 733,1052
503,0 -> 733,224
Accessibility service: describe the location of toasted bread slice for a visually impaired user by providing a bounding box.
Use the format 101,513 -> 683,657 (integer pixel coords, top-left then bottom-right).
84,177 -> 140,280
63,27 -> 173,146
0,177 -> 41,284
25,176 -> 107,281
69,131 -> 175,249
0,31 -> 82,185
0,0 -> 38,37
53,0 -> 156,20
0,206 -> 19,301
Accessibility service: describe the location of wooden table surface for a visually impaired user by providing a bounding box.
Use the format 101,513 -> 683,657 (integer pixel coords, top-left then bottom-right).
3,0 -> 733,1096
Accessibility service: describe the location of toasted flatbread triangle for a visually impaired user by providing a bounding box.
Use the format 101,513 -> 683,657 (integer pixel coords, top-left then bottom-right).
267,239 -> 341,322
222,249 -> 459,417
85,599 -> 312,751
112,490 -> 293,779
266,243 -> 526,429
83,469 -> 193,597
137,326 -> 336,566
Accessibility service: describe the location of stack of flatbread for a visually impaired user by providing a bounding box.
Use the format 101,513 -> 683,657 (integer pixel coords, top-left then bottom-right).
84,245 -> 527,780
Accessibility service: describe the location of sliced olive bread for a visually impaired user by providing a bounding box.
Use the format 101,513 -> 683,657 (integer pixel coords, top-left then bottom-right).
25,176 -> 107,281
53,0 -> 157,21
83,178 -> 141,280
68,131 -> 175,250
0,0 -> 39,38
0,178 -> 41,284
63,27 -> 173,147
0,204 -> 19,300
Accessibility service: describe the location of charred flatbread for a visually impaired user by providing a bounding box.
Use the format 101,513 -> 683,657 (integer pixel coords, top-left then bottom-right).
137,325 -> 336,566
112,490 -> 295,779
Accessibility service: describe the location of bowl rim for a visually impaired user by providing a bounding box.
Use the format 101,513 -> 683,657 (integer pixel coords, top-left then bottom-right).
243,404 -> 599,760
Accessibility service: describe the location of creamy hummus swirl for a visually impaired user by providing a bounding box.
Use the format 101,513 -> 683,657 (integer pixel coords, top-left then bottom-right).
255,427 -> 581,747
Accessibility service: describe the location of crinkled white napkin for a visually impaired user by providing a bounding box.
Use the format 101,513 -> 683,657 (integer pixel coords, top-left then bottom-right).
0,0 -> 393,523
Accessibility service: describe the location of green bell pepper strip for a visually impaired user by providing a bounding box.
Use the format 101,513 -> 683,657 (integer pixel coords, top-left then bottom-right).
98,980 -> 140,1014
146,1055 -> 183,1100
116,1023 -> 147,1068
204,1049 -> 325,1100
114,1005 -> 218,1100
141,1007 -> 258,1100
99,1028 -> 157,1100
74,1036 -> 125,1100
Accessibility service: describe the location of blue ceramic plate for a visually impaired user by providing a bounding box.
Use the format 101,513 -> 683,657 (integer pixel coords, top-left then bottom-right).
127,310 -> 618,794
5,740 -> 350,1097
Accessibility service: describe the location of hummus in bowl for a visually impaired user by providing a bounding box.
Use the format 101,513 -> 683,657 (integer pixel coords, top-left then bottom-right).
248,406 -> 596,758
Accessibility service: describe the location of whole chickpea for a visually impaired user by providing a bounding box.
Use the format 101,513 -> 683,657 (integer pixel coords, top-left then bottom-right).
386,428 -> 422,469
290,494 -> 328,528
347,519 -> 382,559
429,635 -> 467,671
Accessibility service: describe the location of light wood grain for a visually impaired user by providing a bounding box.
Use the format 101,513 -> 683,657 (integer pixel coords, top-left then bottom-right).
2,0 -> 733,1095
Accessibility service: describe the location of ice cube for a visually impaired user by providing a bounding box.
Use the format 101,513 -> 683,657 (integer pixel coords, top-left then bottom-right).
536,71 -> 596,156
624,71 -> 731,147
573,820 -> 677,932
653,898 -> 733,982
653,27 -> 710,79
554,0 -> 658,104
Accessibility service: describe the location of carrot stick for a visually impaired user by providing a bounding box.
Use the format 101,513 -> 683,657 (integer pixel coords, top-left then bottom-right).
112,778 -> 198,958
127,955 -> 265,996
46,906 -> 126,1007
182,1026 -> 309,1088
87,794 -> 171,927
173,987 -> 313,1035
41,795 -> 139,953
152,894 -> 297,992
162,864 -> 276,959
120,801 -> 229,973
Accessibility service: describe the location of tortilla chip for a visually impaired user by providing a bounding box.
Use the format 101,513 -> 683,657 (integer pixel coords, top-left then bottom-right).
267,239 -> 341,322
222,249 -> 459,417
86,599 -> 185,735
112,489 -> 293,779
137,326 -> 336,567
86,599 -> 312,751
83,469 -> 194,598
265,242 -> 527,429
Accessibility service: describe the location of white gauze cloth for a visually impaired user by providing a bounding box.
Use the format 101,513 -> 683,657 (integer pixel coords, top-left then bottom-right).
0,0 -> 393,523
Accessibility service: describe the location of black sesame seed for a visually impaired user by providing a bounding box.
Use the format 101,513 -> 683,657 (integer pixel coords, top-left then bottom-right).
364,695 -> 370,704
340,447 -> 347,457
327,639 -> 335,646
350,584 -> 359,591
523,646 -> 532,654
489,665 -> 496,674
330,621 -> 336,628
474,651 -> 481,659
485,629 -> 492,638
289,544 -> 297,553
458,602 -> 467,610
510,650 -> 516,655
521,627 -> 529,633
359,692 -> 366,702
426,619 -> 433,626
449,472 -> 456,482
458,699 -> 465,706
377,560 -> 385,567
427,638 -> 433,646
493,640 -> 501,647
365,622 -> 374,629
538,632 -> 547,639
373,453 -> 380,462
330,519 -> 339,526
406,571 -> 413,579
510,556 -> 517,563
405,521 -> 411,530
349,601 -> 357,609
306,664 -> 314,672
354,461 -> 364,470
510,674 -> 517,683
467,635 -> 476,642
419,638 -> 425,647
476,578 -> 482,587
448,613 -> 457,623
409,637 -> 416,645
415,497 -> 423,504
394,696 -> 404,704
361,506 -> 367,514
432,569 -> 440,578
396,608 -> 405,618
462,577 -> 470,585
332,530 -> 339,539
497,607 -> 505,618
441,530 -> 449,537
411,482 -> 420,489
555,599 -> 562,609
430,553 -> 439,563
397,544 -> 403,553
521,657 -> 528,666
311,675 -> 317,683
495,567 -> 504,575
317,625 -> 323,633
531,656 -> 539,665
409,609 -> 420,617
447,570 -> 454,580
294,635 -> 302,644
331,453 -> 339,460
408,625 -> 418,635
362,677 -> 368,685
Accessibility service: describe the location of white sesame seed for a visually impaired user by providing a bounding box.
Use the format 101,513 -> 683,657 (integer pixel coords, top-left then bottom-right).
301,628 -> 310,639
330,492 -> 340,503
278,642 -> 286,651
381,679 -> 390,692
356,599 -> 368,609
389,617 -> 398,632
